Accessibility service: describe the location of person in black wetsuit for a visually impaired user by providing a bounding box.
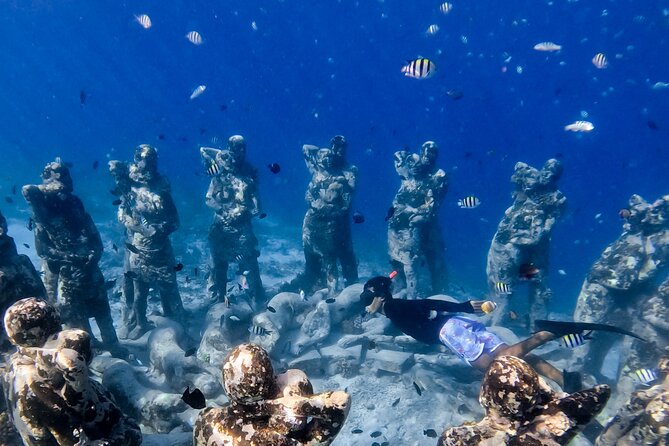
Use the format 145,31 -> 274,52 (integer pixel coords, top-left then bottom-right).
360,276 -> 581,391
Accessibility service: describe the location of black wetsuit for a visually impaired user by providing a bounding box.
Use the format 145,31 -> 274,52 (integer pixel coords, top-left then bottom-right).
382,298 -> 476,344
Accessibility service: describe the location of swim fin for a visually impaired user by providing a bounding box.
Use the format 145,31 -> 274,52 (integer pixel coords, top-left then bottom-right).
535,320 -> 647,342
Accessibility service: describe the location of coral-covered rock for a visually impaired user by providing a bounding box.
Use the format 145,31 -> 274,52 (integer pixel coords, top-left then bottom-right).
439,356 -> 609,446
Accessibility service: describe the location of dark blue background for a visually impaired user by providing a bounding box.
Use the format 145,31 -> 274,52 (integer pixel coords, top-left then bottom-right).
1,0 -> 668,312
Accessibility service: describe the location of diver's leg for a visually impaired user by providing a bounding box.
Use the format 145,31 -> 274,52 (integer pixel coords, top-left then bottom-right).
494,330 -> 556,358
524,354 -> 564,387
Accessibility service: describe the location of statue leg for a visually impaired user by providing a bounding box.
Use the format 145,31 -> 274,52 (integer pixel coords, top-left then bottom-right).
209,225 -> 229,301
337,223 -> 358,286
158,273 -> 185,321
129,280 -> 151,340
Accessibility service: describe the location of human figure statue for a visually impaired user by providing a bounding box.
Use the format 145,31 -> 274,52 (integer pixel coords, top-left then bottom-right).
573,194 -> 669,381
201,135 -> 264,307
293,136 -> 358,295
22,159 -> 123,355
0,209 -> 46,348
388,143 -> 447,300
110,145 -> 185,340
486,159 -> 567,324
416,141 -> 448,293
2,297 -> 142,446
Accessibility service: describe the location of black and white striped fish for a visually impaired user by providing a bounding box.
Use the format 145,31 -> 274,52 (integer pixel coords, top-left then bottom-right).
249,325 -> 272,336
561,333 -> 587,348
634,368 -> 658,385
135,14 -> 152,29
401,58 -> 436,79
494,281 -> 512,294
458,196 -> 481,209
186,31 -> 203,45
206,162 -> 220,176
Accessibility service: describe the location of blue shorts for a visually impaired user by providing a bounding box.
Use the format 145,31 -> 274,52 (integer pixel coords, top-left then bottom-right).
439,316 -> 505,364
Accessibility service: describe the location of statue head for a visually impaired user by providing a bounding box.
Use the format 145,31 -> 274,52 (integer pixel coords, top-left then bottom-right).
420,141 -> 439,169
41,159 -> 74,193
4,298 -> 61,348
223,343 -> 275,404
227,135 -> 247,166
133,144 -> 158,173
394,150 -> 421,179
330,135 -> 347,164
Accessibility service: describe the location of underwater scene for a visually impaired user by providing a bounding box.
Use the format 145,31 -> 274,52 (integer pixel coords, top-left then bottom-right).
1,0 -> 669,445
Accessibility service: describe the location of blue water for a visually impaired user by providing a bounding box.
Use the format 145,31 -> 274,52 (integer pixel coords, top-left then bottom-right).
1,0 -> 668,313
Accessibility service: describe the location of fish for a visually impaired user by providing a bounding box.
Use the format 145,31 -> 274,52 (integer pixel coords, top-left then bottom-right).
258,213 -> 267,219
439,2 -> 453,14
124,271 -> 138,280
424,429 -> 438,438
5,197 -> 13,204
389,270 -> 398,279
181,386 -> 206,409
368,340 -> 377,349
370,431 -> 382,438
184,347 -> 197,357
651,81 -> 669,90
22,243 -> 30,249
267,163 -> 281,174
352,212 -> 365,224
533,42 -> 562,52
495,281 -> 512,294
112,199 -> 122,206
234,254 -> 244,263
592,52 -> 608,69
634,368 -> 658,385
481,301 -> 497,314
384,206 -> 396,222
508,310 -> 518,320
426,24 -> 440,36
558,269 -> 567,276
351,429 -> 363,434
79,90 -> 87,106
413,381 -> 423,396
401,57 -> 436,79
27,218 -> 34,231
11,184 -> 16,195
446,89 -> 464,100
135,14 -> 152,29
458,196 -> 481,209
112,243 -> 118,253
561,333 -> 588,348
185,276 -> 191,284
267,305 -> 277,313
391,397 -> 400,407
206,161 -> 219,176
110,188 -> 121,196
91,160 -> 99,170
174,263 -> 184,272
249,325 -> 272,336
519,263 -> 540,280
186,31 -> 203,45
190,85 -> 207,100
647,120 -> 659,130
125,243 -> 140,254
325,298 -> 336,304
300,290 -> 307,301
229,315 -> 241,322
104,279 -> 116,290
564,121 -> 594,132
619,208 -> 631,219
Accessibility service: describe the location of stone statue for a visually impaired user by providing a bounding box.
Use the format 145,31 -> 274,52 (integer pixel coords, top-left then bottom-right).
439,355 -> 610,445
387,143 -> 447,299
201,135 -> 264,307
193,343 -> 350,445
2,298 -> 142,446
573,194 -> 669,381
291,136 -> 358,295
486,159 -> 567,324
110,145 -> 185,340
0,209 -> 46,348
22,160 -> 123,354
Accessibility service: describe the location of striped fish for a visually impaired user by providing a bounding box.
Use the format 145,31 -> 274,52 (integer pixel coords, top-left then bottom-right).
592,53 -> 608,69
426,24 -> 440,36
439,2 -> 453,14
494,281 -> 512,294
533,42 -> 562,52
186,30 -> 203,45
140,215 -> 149,226
634,368 -> 657,385
458,195 -> 481,209
249,325 -> 272,336
401,58 -> 436,79
135,14 -> 152,29
190,84 -> 207,100
561,333 -> 586,348
206,161 -> 219,176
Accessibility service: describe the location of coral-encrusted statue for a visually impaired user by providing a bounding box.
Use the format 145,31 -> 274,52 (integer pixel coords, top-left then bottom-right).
193,343 -> 350,445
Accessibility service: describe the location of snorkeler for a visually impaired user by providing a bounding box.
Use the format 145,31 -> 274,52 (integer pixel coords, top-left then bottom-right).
360,275 -> 582,392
